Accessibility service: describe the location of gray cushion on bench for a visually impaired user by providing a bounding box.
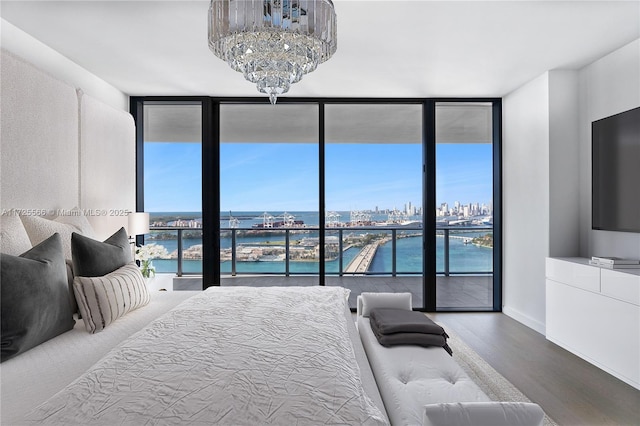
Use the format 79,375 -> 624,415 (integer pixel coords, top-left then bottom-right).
370,308 -> 448,336
370,308 -> 453,355
371,324 -> 453,355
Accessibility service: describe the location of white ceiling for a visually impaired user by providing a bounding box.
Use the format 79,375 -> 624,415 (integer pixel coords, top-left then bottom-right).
1,0 -> 639,99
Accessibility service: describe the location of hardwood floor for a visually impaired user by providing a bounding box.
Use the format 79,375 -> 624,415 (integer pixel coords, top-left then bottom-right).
429,312 -> 640,426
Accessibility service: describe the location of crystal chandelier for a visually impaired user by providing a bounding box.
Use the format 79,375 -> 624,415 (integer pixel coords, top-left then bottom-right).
208,0 -> 337,104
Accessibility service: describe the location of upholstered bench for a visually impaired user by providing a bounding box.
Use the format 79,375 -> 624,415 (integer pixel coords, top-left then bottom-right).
356,293 -> 545,426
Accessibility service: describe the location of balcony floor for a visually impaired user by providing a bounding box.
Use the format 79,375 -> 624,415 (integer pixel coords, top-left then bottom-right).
211,275 -> 494,310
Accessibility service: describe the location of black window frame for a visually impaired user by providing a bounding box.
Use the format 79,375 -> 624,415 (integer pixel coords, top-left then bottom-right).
130,96 -> 502,312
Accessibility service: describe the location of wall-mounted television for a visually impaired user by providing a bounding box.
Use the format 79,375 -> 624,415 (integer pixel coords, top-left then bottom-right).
592,106 -> 640,233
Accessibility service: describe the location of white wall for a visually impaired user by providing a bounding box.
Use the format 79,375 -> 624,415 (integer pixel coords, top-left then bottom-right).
578,39 -> 640,259
1,19 -> 127,111
503,39 -> 639,334
503,72 -> 551,334
503,70 -> 582,333
548,70 -> 580,258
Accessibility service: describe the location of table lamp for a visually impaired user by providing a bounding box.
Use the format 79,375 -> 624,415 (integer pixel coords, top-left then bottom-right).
127,212 -> 150,242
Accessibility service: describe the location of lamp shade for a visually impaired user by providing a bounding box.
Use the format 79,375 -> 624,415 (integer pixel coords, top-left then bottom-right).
127,212 -> 150,237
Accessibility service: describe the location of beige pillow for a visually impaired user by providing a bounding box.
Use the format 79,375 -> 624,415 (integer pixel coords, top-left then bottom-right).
20,209 -> 95,260
0,214 -> 32,255
54,208 -> 96,238
74,262 -> 150,334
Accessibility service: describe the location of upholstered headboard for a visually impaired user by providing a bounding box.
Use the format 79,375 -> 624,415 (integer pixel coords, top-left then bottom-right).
1,49 -> 79,210
0,49 -> 135,239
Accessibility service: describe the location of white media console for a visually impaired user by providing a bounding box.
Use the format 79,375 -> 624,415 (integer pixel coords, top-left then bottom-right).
546,257 -> 640,390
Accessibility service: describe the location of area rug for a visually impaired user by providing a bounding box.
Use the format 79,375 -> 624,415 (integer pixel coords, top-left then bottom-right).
446,328 -> 558,426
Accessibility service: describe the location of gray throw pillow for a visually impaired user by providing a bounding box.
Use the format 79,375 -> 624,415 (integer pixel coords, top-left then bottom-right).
1,233 -> 75,362
71,227 -> 132,277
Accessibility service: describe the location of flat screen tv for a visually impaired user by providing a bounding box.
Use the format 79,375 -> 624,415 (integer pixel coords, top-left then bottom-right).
592,106 -> 640,233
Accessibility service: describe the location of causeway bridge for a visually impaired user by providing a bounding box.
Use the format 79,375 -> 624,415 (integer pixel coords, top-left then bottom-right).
344,239 -> 388,274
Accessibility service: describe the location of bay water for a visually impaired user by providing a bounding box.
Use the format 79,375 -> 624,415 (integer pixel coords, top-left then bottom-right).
148,211 -> 492,275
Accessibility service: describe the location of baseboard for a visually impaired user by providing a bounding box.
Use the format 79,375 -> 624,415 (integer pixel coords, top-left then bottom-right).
502,306 -> 546,335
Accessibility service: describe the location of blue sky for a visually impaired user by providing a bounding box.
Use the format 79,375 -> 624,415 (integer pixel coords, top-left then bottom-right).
144,142 -> 492,212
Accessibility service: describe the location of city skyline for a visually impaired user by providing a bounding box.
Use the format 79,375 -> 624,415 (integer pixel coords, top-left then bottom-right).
144,142 -> 493,212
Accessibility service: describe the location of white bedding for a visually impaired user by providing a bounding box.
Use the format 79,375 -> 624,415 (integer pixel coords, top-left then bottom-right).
0,291 -> 197,425
23,286 -> 387,425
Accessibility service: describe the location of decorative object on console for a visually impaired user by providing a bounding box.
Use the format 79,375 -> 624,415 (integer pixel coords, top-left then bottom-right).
208,0 -> 337,104
591,256 -> 639,264
73,262 -> 150,333
589,256 -> 640,269
71,227 -> 132,277
0,234 -> 75,362
134,243 -> 169,279
588,262 -> 640,269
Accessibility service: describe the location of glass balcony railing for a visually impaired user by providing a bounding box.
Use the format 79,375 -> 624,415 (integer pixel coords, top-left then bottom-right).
144,227 -> 203,276
145,225 -> 493,277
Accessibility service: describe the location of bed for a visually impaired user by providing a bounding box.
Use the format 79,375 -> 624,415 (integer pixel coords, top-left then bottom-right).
1,49 -> 387,425
1,286 -> 388,425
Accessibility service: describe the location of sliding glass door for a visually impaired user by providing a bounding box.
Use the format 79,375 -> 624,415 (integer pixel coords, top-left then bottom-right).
132,97 -> 502,311
324,103 -> 424,308
218,103 -> 320,285
138,101 -> 203,281
435,102 -> 497,310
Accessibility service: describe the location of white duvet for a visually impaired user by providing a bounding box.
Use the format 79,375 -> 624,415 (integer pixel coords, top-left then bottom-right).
26,286 -> 387,425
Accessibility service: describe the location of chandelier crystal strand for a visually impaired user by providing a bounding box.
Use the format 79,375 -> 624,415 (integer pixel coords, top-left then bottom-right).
208,0 -> 337,104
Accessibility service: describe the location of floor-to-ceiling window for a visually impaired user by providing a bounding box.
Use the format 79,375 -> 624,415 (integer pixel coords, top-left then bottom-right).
435,102 -> 496,310
324,103 -> 424,308
132,97 -> 501,311
133,100 -> 205,283
218,103 -> 319,285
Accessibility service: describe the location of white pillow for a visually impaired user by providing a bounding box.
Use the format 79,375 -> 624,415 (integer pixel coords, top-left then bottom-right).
360,292 -> 412,317
0,214 -> 32,255
74,262 -> 150,334
423,402 -> 545,426
54,208 -> 96,238
20,209 -> 95,259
